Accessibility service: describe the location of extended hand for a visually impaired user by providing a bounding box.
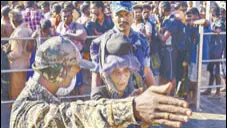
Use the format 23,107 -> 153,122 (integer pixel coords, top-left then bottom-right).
134,83 -> 192,128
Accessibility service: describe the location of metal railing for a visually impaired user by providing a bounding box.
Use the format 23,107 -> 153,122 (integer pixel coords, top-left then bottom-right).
196,26 -> 226,111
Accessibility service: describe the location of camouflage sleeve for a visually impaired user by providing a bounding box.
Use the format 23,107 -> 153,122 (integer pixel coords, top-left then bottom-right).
10,97 -> 138,128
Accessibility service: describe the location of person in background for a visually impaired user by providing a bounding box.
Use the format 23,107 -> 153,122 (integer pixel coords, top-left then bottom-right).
10,1 -> 19,10
202,7 -> 226,98
1,6 -> 13,51
77,2 -> 90,25
157,1 -> 178,96
41,1 -> 51,19
86,1 -> 114,36
131,4 -> 146,36
56,7 -> 87,97
72,1 -> 83,21
22,1 -> 44,31
187,8 -> 211,107
14,4 -> 24,12
8,10 -> 34,101
50,3 -> 62,32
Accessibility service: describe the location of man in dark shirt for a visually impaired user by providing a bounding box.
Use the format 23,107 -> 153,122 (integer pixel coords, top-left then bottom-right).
85,1 -> 114,36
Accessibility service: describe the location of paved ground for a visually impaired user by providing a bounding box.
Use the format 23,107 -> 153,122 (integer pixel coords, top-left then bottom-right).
1,70 -> 226,128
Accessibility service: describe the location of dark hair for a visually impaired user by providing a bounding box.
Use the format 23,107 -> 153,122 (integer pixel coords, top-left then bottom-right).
63,1 -> 73,10
210,6 -> 220,17
41,1 -> 50,8
190,7 -> 200,17
91,1 -> 105,12
61,7 -> 72,14
181,1 -> 188,8
143,4 -> 151,10
80,3 -> 90,13
40,19 -> 52,29
15,5 -> 24,10
52,4 -> 61,14
24,1 -> 35,8
1,6 -> 11,17
133,5 -> 143,11
159,1 -> 171,12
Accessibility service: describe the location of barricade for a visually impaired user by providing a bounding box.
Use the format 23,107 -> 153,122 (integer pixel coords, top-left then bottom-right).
196,26 -> 226,111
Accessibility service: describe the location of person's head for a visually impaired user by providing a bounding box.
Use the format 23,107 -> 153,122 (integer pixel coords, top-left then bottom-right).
32,36 -> 95,95
9,10 -> 23,29
40,19 -> 52,34
190,7 -> 200,21
24,1 -> 34,9
41,1 -> 50,13
1,1 -> 8,8
14,5 -> 24,12
210,6 -> 220,22
199,7 -> 206,19
188,1 -> 193,9
80,3 -> 90,16
159,1 -> 171,17
61,8 -> 73,25
90,1 -> 105,18
1,6 -> 11,19
73,1 -> 83,9
52,4 -> 61,14
185,10 -> 192,25
111,1 -> 133,33
142,4 -> 151,21
133,5 -> 143,22
220,8 -> 226,21
180,1 -> 188,13
100,33 -> 140,94
63,2 -> 74,11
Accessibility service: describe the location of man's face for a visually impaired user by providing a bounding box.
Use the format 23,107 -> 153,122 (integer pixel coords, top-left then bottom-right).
110,67 -> 131,92
133,8 -> 143,21
112,10 -> 133,32
191,13 -> 200,21
61,65 -> 80,87
142,8 -> 150,20
90,4 -> 101,18
181,6 -> 187,13
62,11 -> 73,25
186,13 -> 192,25
42,6 -> 50,13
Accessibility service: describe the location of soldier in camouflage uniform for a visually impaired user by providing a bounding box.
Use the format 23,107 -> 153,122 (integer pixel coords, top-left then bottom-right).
10,36 -> 192,128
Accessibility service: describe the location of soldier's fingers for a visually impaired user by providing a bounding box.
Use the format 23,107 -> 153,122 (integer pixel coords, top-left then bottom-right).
158,95 -> 189,108
152,119 -> 182,128
156,104 -> 192,116
154,112 -> 189,122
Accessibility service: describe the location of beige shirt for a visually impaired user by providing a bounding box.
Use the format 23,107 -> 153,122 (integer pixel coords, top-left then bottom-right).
8,23 -> 33,69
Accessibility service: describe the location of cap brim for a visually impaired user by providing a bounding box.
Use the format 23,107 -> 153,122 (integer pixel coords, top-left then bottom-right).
113,7 -> 131,14
78,59 -> 96,69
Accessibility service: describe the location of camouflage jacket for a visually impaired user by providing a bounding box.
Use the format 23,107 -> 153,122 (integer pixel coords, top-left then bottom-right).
10,76 -> 138,128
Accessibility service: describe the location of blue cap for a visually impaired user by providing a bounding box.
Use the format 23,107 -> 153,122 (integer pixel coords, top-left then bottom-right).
111,1 -> 132,14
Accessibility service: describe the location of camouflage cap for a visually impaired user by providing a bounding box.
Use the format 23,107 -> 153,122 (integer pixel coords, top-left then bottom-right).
32,36 -> 95,71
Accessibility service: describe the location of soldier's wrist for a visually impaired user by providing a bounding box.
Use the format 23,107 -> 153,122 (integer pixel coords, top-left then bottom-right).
133,97 -> 142,123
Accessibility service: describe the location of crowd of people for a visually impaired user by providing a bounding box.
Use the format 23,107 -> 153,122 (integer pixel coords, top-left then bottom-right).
1,1 -> 226,127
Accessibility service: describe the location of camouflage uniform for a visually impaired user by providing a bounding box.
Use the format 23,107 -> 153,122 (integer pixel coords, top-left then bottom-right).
10,36 -> 139,128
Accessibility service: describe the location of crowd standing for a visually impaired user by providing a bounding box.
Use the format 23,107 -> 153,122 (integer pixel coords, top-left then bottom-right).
1,1 -> 226,128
